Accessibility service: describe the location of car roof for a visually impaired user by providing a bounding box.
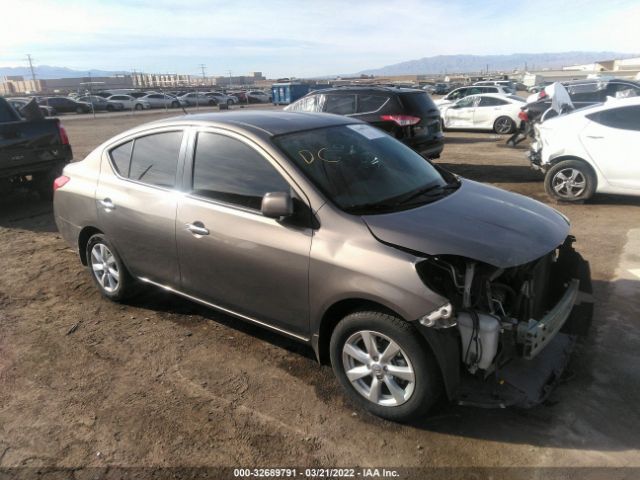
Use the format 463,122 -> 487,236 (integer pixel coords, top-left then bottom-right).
561,78 -> 640,87
308,86 -> 424,95
132,111 -> 357,137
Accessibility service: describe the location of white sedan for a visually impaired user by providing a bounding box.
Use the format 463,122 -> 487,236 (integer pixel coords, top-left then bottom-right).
439,94 -> 526,134
106,94 -> 151,110
529,96 -> 640,202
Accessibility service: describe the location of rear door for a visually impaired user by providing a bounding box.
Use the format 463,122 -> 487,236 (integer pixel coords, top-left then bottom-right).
176,129 -> 312,337
323,94 -> 357,115
581,105 -> 640,190
474,96 -> 510,128
95,128 -> 186,286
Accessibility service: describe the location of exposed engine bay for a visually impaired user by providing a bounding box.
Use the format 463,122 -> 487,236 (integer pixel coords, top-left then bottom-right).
416,235 -> 593,407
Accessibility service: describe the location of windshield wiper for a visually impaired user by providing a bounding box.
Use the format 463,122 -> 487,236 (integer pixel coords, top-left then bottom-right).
390,181 -> 459,207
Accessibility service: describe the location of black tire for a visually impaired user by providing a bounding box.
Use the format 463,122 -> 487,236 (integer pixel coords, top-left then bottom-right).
134,104 -> 143,110
330,311 -> 442,422
227,99 -> 233,106
106,105 -> 114,112
171,101 -> 179,108
493,116 -> 515,134
85,234 -> 136,302
208,100 -> 216,106
544,159 -> 596,202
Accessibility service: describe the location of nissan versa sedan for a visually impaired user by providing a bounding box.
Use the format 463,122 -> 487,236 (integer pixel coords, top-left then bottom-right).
53,111 -> 592,421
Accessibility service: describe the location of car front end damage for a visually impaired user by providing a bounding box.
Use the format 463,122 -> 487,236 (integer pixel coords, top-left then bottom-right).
415,235 -> 593,408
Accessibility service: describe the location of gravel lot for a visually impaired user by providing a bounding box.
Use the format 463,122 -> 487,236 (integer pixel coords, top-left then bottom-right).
1,105 -> 639,477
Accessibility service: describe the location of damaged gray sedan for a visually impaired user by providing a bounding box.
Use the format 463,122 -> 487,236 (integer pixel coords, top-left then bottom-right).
53,111 -> 592,422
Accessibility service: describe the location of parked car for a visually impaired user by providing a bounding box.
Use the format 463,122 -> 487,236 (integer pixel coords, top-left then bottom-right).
230,91 -> 248,102
285,86 -> 444,158
137,93 -> 185,109
439,94 -> 526,134
246,90 -> 270,103
7,97 -> 56,117
204,92 -> 238,105
524,79 -> 640,123
39,96 -> 92,114
474,80 -> 517,94
433,83 -> 451,95
434,85 -> 511,108
106,95 -> 151,111
0,97 -> 72,198
77,95 -> 125,112
528,82 -> 553,93
529,97 -> 640,202
178,92 -> 217,107
53,111 -> 592,421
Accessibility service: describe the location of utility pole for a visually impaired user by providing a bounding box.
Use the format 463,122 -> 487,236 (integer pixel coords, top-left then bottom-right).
26,54 -> 37,92
199,64 -> 207,86
227,70 -> 232,89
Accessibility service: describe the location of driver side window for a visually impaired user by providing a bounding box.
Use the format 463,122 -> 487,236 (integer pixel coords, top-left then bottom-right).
191,132 -> 291,210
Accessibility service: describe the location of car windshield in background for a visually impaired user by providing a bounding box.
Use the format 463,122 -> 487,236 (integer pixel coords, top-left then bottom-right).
273,124 -> 454,214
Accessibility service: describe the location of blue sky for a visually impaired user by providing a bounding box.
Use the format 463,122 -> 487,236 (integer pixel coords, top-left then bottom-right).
1,0 -> 638,77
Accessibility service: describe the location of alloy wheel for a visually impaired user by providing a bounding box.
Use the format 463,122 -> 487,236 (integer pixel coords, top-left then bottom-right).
552,168 -> 586,199
342,330 -> 415,407
91,243 -> 120,293
495,117 -> 513,134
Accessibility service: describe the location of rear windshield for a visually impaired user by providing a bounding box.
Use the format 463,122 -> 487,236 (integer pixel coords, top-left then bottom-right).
399,92 -> 438,114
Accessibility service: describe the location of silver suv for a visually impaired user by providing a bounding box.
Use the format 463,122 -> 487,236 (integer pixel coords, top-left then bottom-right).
53,111 -> 592,421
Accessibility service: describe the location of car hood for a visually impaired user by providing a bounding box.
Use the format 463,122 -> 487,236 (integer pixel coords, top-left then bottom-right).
362,180 -> 570,268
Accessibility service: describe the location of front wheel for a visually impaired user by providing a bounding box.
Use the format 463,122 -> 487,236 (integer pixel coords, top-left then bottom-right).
330,311 -> 442,422
86,234 -> 136,302
493,116 -> 515,134
134,104 -> 143,110
171,101 -> 179,108
544,159 -> 596,202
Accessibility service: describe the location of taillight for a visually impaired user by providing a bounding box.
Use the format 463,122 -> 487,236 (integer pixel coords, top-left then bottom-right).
518,111 -> 529,122
380,114 -> 421,126
53,175 -> 70,192
538,90 -> 547,100
58,124 -> 69,145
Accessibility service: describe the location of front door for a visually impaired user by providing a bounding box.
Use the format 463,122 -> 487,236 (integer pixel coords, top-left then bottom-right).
176,130 -> 312,337
95,129 -> 186,286
580,105 -> 640,190
445,96 -> 477,128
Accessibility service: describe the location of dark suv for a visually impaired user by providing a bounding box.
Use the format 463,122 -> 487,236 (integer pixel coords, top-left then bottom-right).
285,86 -> 444,158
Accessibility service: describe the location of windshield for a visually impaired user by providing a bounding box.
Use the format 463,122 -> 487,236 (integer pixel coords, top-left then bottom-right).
273,124 -> 454,214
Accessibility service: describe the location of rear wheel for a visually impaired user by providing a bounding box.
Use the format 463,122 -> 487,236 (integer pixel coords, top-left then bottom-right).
86,234 -> 136,302
493,116 -> 515,134
330,311 -> 442,422
544,159 -> 596,202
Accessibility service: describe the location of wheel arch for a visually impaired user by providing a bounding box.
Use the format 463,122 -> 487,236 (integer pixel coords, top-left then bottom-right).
546,155 -> 599,188
313,297 -> 460,400
78,226 -> 104,265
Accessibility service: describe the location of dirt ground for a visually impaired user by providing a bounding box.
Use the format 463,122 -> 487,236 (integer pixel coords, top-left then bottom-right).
1,106 -> 640,478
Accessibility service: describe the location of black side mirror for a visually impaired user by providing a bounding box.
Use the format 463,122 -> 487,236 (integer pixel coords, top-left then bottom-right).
261,192 -> 293,219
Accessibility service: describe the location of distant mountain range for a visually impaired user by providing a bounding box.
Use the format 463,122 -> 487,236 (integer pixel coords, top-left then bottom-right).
0,65 -> 128,79
355,51 -> 638,76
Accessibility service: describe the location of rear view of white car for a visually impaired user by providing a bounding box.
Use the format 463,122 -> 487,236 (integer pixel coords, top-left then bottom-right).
529,97 -> 640,202
440,94 -> 525,134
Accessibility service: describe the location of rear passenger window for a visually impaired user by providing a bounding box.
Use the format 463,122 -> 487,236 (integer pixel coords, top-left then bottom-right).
324,95 -> 356,115
357,95 -> 388,113
109,141 -> 133,175
587,106 -> 640,131
191,133 -> 290,210
127,131 -> 183,188
478,97 -> 507,106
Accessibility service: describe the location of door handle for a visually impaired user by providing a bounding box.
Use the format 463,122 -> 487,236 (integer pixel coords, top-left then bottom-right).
100,198 -> 115,210
586,135 -> 603,139
186,222 -> 209,236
